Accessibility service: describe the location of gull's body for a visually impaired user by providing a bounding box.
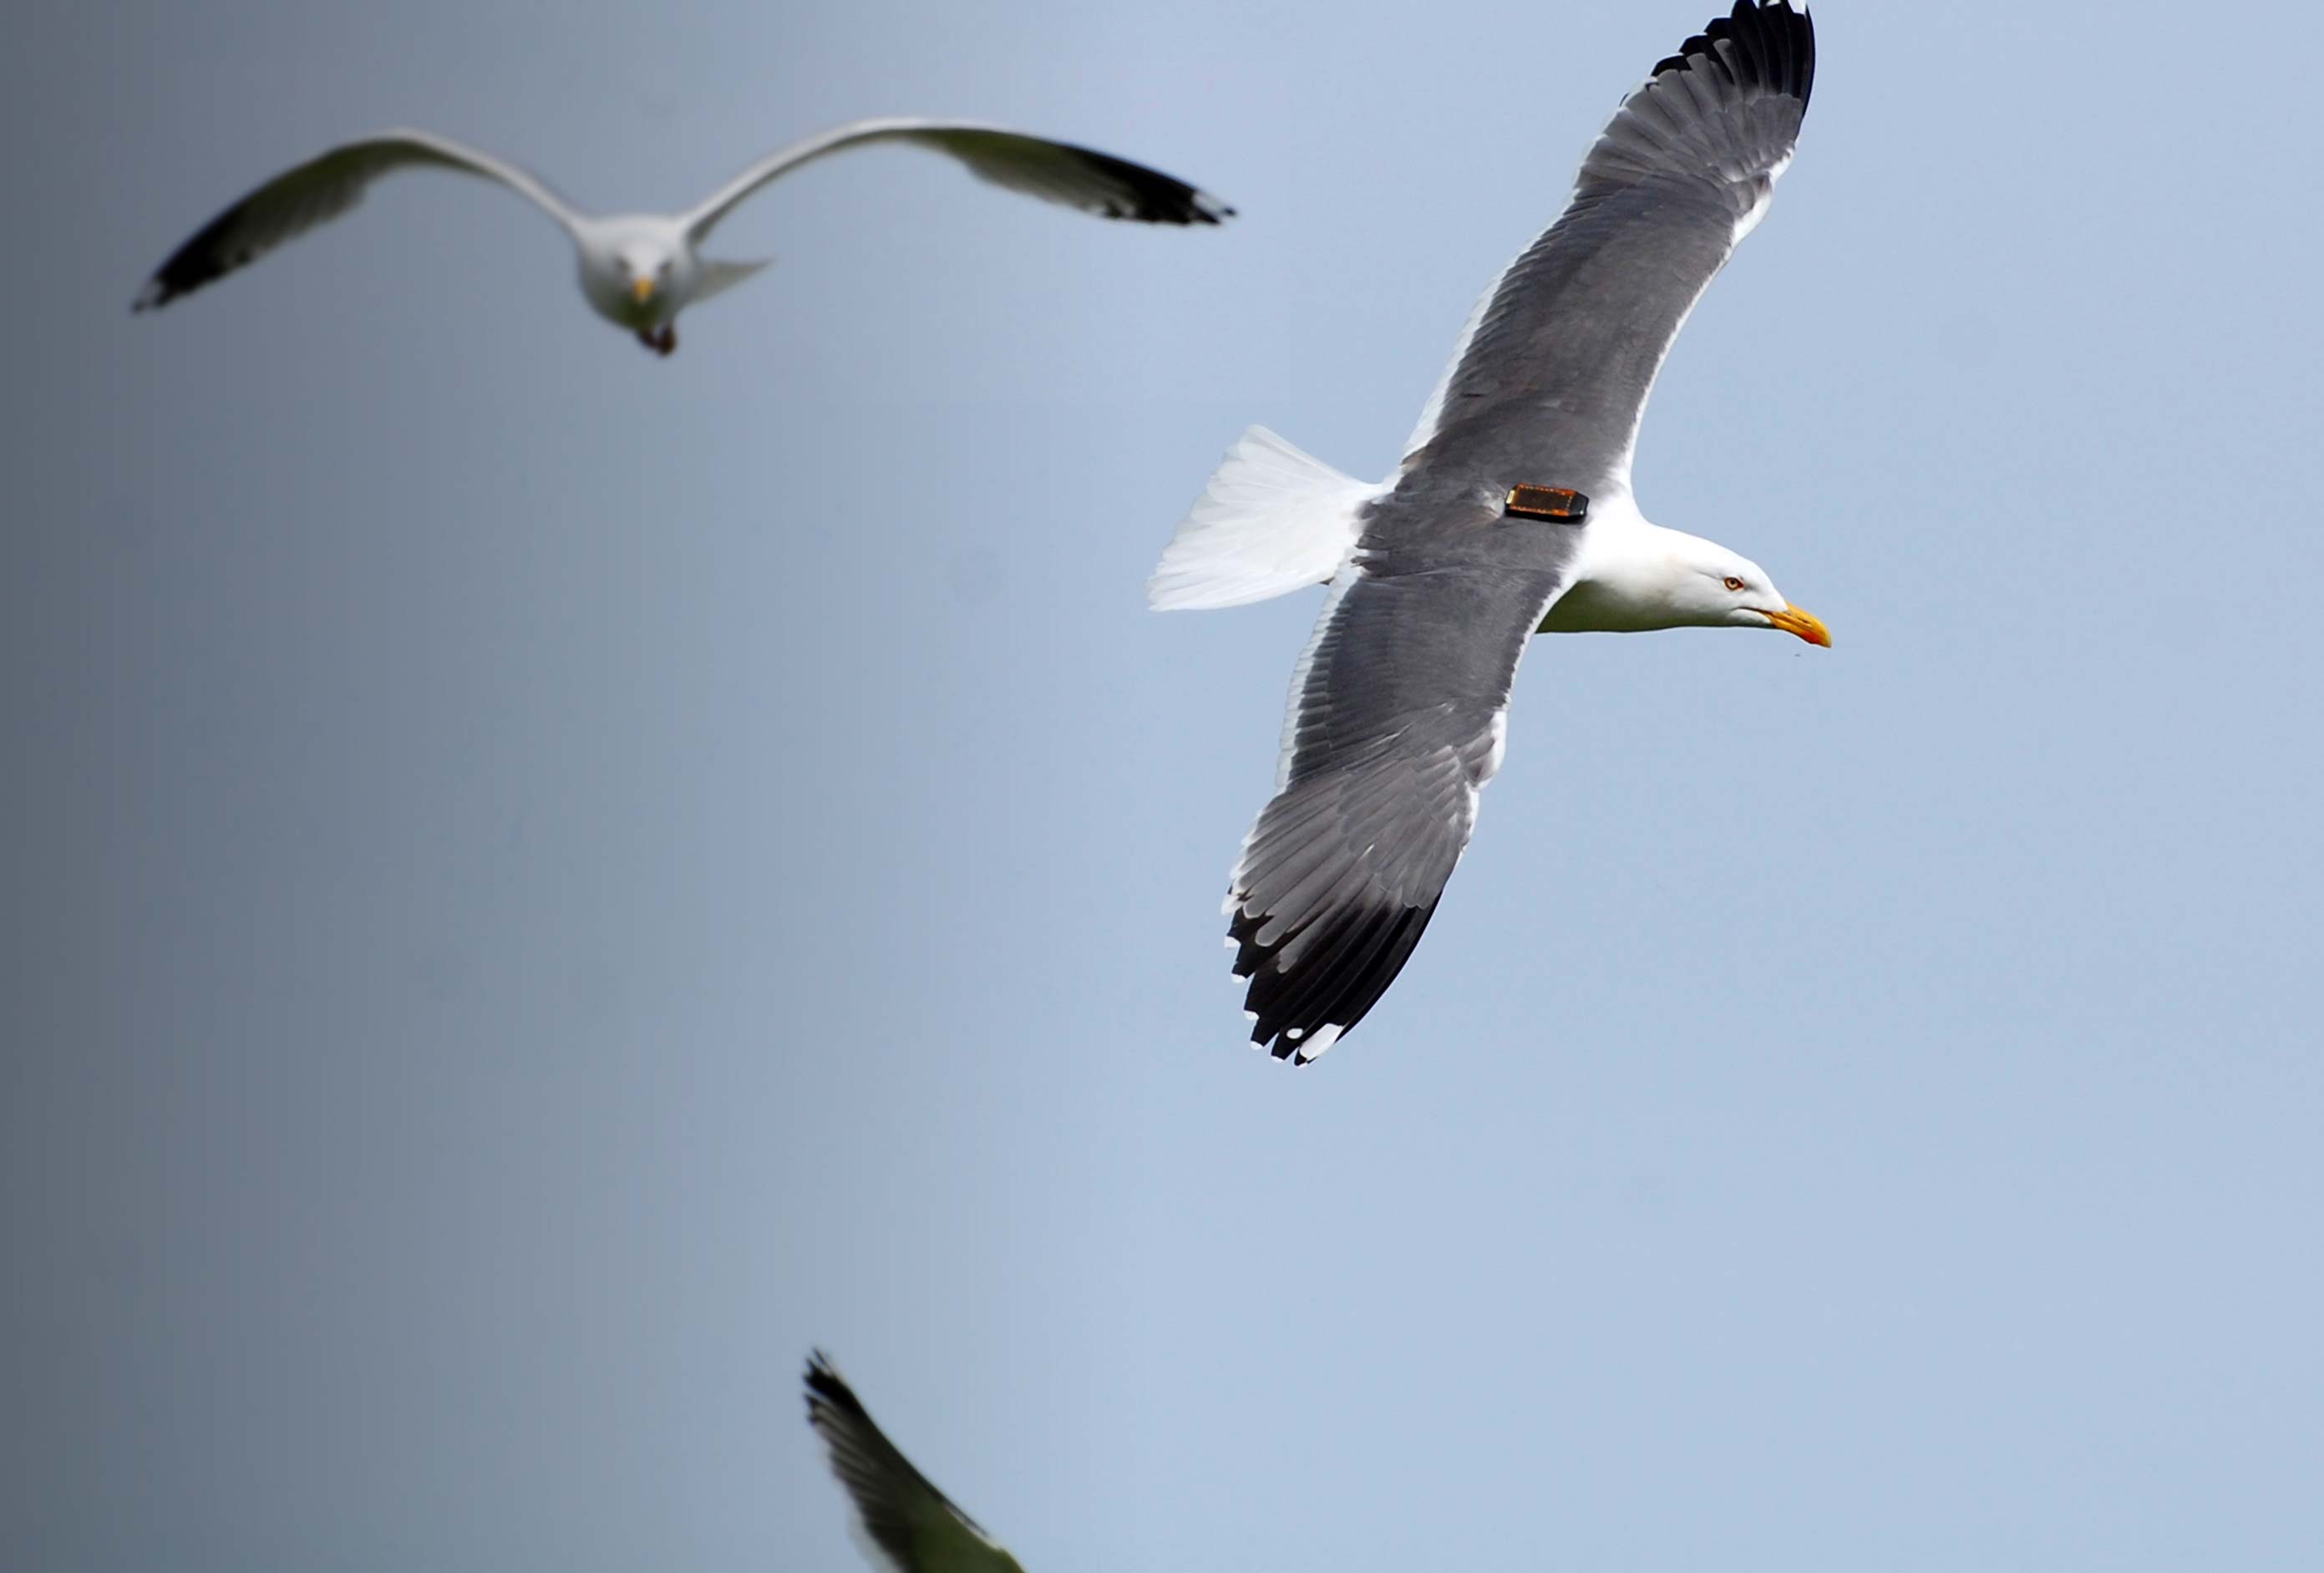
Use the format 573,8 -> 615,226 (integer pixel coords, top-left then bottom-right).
134,120 -> 1231,355
1150,2 -> 1828,1061
804,1352 -> 1024,1573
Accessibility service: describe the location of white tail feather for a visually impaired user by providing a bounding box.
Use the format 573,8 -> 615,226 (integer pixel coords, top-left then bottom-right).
1147,427 -> 1380,611
696,257 -> 772,303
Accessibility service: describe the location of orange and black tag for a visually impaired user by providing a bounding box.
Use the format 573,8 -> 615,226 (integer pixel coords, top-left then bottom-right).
1504,485 -> 1589,523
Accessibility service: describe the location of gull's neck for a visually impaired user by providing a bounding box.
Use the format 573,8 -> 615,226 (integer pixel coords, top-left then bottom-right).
1540,494 -> 1717,634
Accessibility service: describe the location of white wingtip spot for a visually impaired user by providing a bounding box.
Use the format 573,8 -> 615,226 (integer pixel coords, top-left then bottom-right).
1294,1023 -> 1342,1062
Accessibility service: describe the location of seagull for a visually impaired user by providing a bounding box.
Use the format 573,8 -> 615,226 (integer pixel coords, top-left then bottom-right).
1149,1 -> 1829,1063
804,1351 -> 1025,1573
133,119 -> 1231,356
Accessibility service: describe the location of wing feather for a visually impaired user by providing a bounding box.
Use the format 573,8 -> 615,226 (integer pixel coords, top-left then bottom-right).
684,118 -> 1229,240
1228,563 -> 1569,1059
1403,1 -> 1814,477
134,129 -> 580,311
803,1353 -> 1024,1573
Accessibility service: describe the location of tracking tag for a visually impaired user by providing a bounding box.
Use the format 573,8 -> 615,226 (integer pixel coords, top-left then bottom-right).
1504,484 -> 1589,522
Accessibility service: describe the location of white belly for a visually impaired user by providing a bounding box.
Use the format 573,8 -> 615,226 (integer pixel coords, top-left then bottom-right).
1535,576 -> 1674,633
1533,494 -> 1688,634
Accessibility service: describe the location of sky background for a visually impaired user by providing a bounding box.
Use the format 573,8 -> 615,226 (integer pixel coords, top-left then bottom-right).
4,1 -> 2321,1568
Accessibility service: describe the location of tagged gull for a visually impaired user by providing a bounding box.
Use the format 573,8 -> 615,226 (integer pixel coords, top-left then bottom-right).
134,119 -> 1231,355
1151,2 -> 1829,1062
804,1352 -> 1025,1573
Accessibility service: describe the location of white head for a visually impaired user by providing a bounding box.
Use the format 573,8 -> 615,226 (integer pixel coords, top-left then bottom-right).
1657,530 -> 1831,644
576,219 -> 696,329
1547,514 -> 1830,645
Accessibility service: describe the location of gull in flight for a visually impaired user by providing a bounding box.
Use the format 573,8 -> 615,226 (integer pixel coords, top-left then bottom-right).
804,1352 -> 1024,1573
134,119 -> 1231,355
1150,1 -> 1829,1062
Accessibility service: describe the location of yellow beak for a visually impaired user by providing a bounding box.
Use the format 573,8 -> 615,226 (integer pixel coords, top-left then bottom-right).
632,277 -> 657,305
1762,604 -> 1832,647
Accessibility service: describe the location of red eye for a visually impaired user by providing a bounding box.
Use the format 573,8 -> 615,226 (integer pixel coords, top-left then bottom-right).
1723,576 -> 1746,591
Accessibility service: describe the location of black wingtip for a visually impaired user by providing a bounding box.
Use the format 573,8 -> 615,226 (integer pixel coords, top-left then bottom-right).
1068,143 -> 1236,226
1651,1 -> 1815,109
804,1351 -> 862,1416
134,228 -> 261,314
1229,897 -> 1440,1063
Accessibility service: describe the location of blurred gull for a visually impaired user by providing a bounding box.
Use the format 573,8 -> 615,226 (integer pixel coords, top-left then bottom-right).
804,1352 -> 1025,1573
134,119 -> 1231,355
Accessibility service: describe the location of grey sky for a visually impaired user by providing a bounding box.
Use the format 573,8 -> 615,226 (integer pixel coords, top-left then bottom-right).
4,1 -> 2320,1569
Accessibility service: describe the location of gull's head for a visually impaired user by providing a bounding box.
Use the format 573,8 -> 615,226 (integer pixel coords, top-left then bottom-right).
1662,535 -> 1830,647
1548,518 -> 1830,644
612,242 -> 677,308
581,221 -> 694,327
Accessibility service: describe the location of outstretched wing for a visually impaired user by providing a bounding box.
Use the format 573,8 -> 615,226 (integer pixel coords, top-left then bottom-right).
133,129 -> 581,312
683,118 -> 1231,241
1403,0 -> 1814,481
803,1352 -> 1025,1573
1229,555 -> 1572,1060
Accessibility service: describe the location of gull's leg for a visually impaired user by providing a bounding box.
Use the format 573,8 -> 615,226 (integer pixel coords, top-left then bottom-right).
655,324 -> 677,357
636,327 -> 660,354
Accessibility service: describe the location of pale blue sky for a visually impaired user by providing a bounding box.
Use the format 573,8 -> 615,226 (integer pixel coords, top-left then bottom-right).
5,2 -> 2321,1569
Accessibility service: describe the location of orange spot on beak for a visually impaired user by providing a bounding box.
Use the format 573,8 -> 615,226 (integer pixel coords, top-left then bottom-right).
1763,604 -> 1831,647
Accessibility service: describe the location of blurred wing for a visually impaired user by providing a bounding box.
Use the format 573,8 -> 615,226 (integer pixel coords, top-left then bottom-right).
134,129 -> 581,311
684,117 -> 1231,240
804,1353 -> 1024,1573
1229,560 -> 1572,1060
1403,0 -> 1814,480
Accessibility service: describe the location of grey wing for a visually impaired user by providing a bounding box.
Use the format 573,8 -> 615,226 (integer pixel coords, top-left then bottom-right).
133,129 -> 581,312
1404,1 -> 1814,483
683,117 -> 1231,241
1229,560 -> 1571,1061
804,1353 -> 1023,1573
